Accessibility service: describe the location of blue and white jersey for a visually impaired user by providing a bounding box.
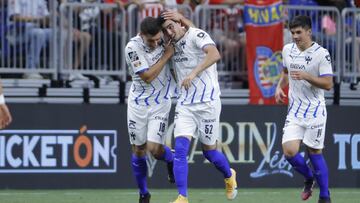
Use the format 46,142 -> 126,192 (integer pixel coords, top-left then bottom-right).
172,27 -> 221,105
125,35 -> 172,106
282,42 -> 333,118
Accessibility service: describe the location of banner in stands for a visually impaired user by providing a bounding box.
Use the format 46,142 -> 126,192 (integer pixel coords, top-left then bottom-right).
244,0 -> 284,104
0,104 -> 359,189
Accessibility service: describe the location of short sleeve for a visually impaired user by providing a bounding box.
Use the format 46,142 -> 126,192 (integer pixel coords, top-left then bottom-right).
318,50 -> 333,77
193,29 -> 216,50
125,43 -> 149,74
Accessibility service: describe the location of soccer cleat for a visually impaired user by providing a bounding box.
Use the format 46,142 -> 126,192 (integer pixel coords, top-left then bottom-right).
167,161 -> 175,183
170,194 -> 188,203
139,193 -> 151,203
301,179 -> 315,201
318,197 -> 331,203
224,168 -> 238,200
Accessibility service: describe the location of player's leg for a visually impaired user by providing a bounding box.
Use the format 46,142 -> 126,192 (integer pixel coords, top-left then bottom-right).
147,141 -> 175,183
128,104 -> 150,202
303,116 -> 331,203
132,144 -> 151,203
198,99 -> 237,200
282,117 -> 314,200
170,104 -> 196,203
147,100 -> 175,183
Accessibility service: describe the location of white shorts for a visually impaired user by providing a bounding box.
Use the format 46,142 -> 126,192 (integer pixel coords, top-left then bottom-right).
282,113 -> 327,149
174,99 -> 221,146
127,100 -> 171,146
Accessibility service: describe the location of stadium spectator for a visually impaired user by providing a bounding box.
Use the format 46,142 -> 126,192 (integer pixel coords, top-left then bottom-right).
275,16 -> 333,203
60,0 -> 92,81
158,14 -> 238,203
7,0 -> 52,79
124,16 -> 175,203
0,81 -> 12,129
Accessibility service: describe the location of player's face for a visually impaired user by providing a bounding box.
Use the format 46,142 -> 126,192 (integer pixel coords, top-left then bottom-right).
142,32 -> 162,50
162,20 -> 181,41
290,26 -> 312,50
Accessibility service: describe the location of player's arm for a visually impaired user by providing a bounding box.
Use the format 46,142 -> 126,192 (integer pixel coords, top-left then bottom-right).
181,45 -> 221,90
290,72 -> 333,91
139,43 -> 174,84
161,10 -> 195,29
0,82 -> 12,129
275,69 -> 289,104
290,51 -> 333,91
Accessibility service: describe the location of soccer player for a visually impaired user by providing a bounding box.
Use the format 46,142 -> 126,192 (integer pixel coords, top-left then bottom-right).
124,17 -> 175,203
275,15 -> 333,203
158,15 -> 238,203
0,82 -> 12,129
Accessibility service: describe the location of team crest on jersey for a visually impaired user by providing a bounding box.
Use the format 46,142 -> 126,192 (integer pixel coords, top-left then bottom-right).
305,56 -> 312,64
128,51 -> 139,62
180,41 -> 186,49
254,46 -> 282,98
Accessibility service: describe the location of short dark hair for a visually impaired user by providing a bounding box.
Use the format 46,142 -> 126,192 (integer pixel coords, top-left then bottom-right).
140,17 -> 162,35
156,11 -> 166,26
288,15 -> 312,30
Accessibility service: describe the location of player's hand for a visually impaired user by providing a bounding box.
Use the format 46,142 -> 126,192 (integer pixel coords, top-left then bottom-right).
275,87 -> 286,104
181,72 -> 196,90
290,71 -> 309,81
0,104 -> 12,129
164,40 -> 174,58
162,10 -> 184,23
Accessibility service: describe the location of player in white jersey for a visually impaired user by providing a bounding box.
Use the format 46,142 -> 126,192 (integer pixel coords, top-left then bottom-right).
275,16 -> 333,203
125,16 -> 175,203
158,14 -> 237,203
0,81 -> 12,129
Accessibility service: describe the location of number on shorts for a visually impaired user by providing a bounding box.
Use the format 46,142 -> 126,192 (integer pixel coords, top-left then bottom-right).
159,122 -> 166,133
205,124 -> 213,134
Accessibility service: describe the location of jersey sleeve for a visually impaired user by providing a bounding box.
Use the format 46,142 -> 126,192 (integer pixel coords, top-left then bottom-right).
192,29 -> 216,50
281,45 -> 288,70
125,43 -> 149,74
318,49 -> 333,76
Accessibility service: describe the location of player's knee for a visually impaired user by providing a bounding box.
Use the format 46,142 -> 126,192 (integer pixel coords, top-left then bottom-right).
132,144 -> 146,157
283,148 -> 298,157
307,147 -> 322,154
282,141 -> 301,157
148,146 -> 163,159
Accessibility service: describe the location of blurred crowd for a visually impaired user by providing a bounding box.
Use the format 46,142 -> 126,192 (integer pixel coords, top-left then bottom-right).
0,0 -> 359,89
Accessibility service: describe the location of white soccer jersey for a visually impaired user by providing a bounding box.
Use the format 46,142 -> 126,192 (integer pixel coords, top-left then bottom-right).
125,35 -> 172,106
172,27 -> 221,105
282,42 -> 333,118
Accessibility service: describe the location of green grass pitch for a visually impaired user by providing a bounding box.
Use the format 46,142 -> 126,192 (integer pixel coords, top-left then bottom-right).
0,188 -> 359,203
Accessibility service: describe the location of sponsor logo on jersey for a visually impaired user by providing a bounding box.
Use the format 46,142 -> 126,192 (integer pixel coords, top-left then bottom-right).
305,56 -> 312,64
290,63 -> 306,70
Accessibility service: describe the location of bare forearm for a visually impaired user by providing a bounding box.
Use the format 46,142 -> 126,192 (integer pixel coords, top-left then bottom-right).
142,54 -> 171,83
306,75 -> 333,90
192,47 -> 220,76
180,16 -> 195,29
277,70 -> 289,89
